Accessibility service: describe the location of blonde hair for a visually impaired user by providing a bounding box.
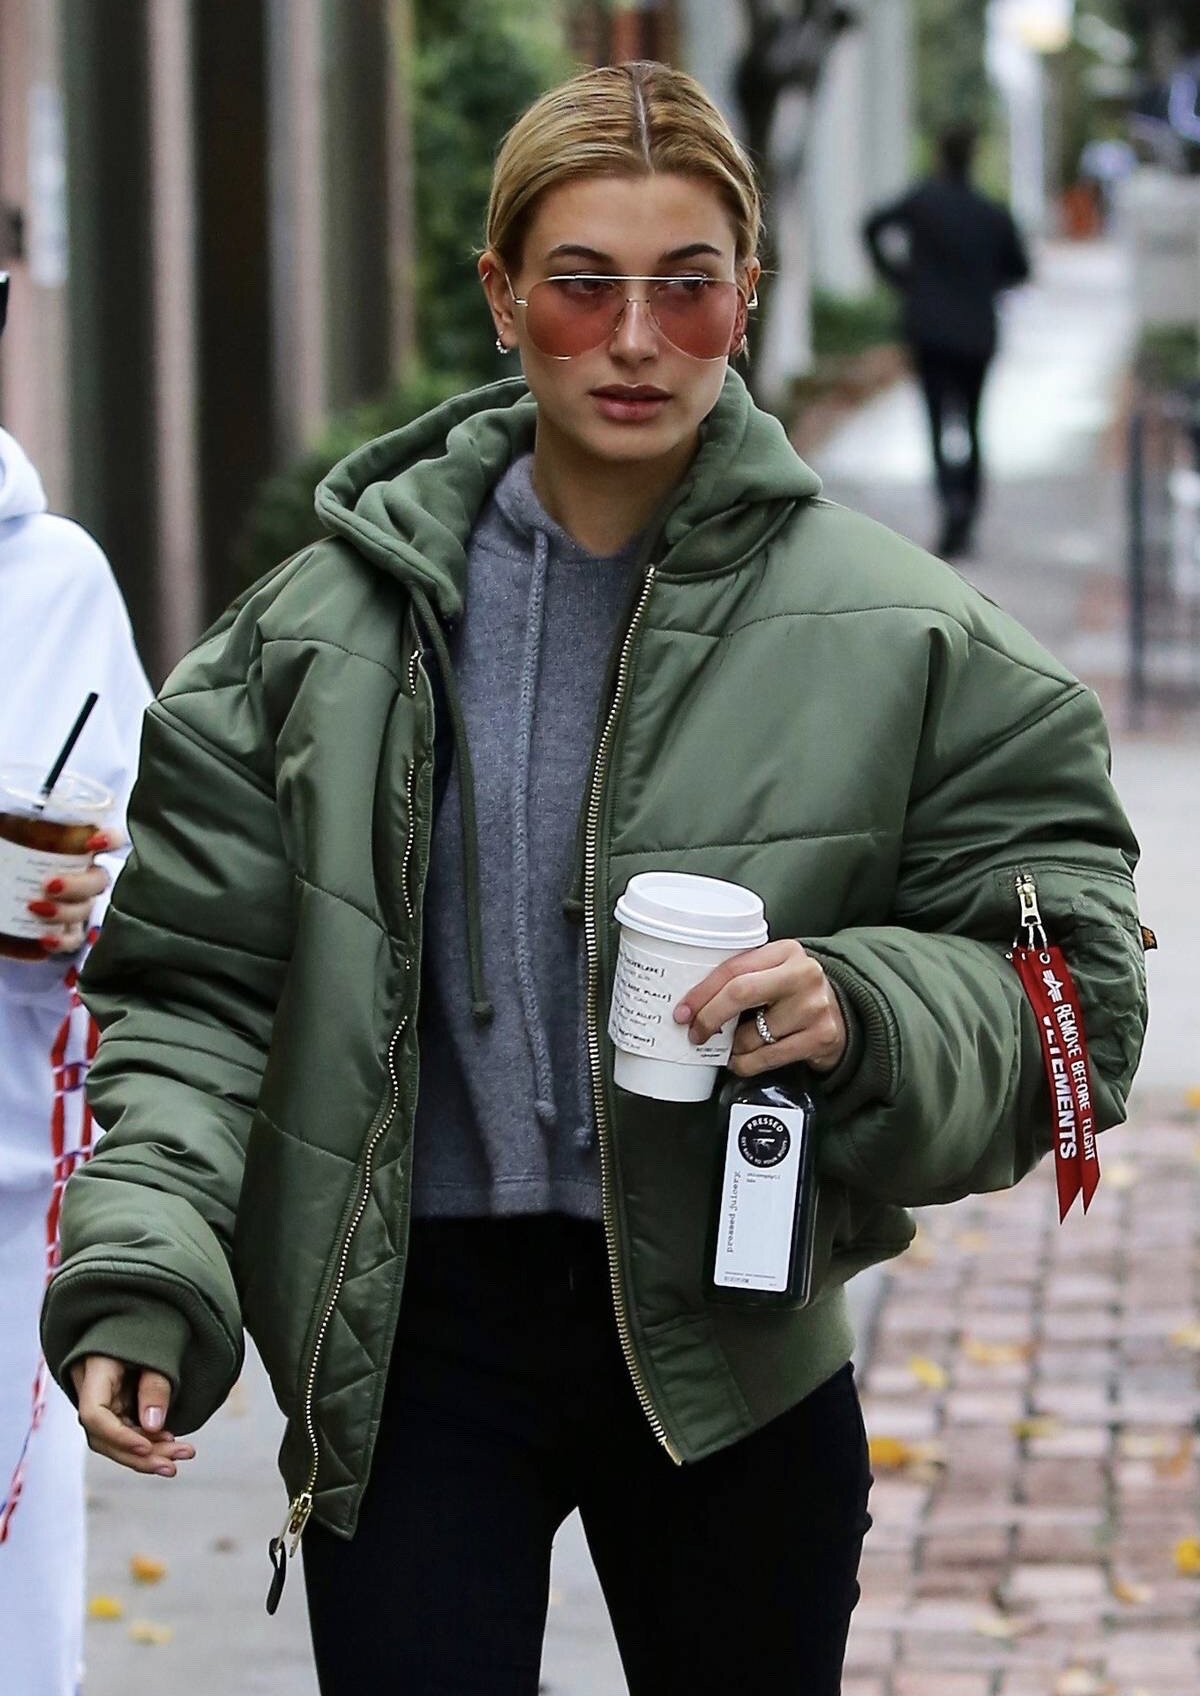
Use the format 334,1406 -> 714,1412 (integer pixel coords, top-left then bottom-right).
486,61 -> 763,274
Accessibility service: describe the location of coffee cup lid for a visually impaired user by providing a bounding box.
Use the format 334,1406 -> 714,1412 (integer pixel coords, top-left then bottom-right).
613,872 -> 768,950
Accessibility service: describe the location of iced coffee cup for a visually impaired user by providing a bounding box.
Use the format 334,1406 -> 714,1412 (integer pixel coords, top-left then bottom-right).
0,764 -> 112,960
609,872 -> 769,1103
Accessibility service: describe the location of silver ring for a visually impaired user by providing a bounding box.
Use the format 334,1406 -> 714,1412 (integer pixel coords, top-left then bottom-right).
754,1008 -> 777,1046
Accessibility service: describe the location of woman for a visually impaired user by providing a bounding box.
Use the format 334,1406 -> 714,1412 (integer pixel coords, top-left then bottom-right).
0,272 -> 150,1695
41,63 -> 1146,1695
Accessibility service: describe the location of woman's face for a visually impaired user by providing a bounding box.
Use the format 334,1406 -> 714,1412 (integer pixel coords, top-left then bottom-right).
479,173 -> 759,468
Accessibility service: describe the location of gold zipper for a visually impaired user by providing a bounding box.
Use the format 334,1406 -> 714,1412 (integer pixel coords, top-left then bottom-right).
268,644 -> 425,1600
581,564 -> 682,1463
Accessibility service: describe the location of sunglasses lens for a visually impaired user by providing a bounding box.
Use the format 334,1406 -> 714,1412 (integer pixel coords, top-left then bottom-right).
651,279 -> 740,358
523,278 -> 741,360
525,278 -> 625,357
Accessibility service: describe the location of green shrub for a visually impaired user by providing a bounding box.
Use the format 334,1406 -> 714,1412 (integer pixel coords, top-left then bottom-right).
1136,325 -> 1200,392
413,0 -> 574,386
811,289 -> 900,361
233,367 -> 470,587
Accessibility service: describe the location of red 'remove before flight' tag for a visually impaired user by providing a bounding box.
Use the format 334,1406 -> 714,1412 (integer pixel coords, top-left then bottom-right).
1011,944 -> 1100,1222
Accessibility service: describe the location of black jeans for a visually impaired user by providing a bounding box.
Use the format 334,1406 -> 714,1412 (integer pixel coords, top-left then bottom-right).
303,1215 -> 871,1695
913,342 -> 991,522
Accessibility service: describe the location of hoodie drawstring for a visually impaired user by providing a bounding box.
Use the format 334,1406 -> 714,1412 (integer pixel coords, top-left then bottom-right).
510,530 -> 557,1128
409,586 -> 494,1026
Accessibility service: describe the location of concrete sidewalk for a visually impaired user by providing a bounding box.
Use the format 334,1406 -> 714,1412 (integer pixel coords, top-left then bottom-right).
79,240 -> 1196,1695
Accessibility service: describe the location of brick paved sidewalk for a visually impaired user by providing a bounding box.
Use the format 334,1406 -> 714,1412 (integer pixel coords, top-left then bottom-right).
846,1108 -> 1200,1696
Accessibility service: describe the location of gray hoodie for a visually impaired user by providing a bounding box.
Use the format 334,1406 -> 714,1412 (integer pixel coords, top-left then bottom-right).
410,452 -> 644,1218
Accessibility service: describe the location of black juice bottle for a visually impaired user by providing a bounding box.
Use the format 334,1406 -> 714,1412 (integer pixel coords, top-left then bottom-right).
705,1074 -> 820,1309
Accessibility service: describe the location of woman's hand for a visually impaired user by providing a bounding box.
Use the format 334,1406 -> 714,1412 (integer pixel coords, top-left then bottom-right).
70,1354 -> 196,1477
673,938 -> 847,1078
26,829 -> 121,955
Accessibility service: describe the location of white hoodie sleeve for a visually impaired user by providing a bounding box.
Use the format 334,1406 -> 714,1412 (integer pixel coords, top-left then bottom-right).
0,427 -> 153,1181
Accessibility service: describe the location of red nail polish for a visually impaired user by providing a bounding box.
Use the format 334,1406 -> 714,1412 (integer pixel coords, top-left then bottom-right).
85,832 -> 108,852
39,935 -> 59,951
28,899 -> 58,919
44,878 -> 65,896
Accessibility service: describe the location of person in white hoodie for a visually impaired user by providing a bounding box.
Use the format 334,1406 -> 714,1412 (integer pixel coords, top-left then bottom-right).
0,272 -> 152,1695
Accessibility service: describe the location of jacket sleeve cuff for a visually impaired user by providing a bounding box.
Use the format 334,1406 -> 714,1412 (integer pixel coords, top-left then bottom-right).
54,1301 -> 191,1407
805,948 -> 896,1120
815,980 -> 865,1095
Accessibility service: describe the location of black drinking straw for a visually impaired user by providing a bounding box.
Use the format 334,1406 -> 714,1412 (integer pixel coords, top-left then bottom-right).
36,693 -> 99,810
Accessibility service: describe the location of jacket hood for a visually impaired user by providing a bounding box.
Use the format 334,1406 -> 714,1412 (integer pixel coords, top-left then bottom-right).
0,427 -> 48,523
315,368 -> 822,623
313,369 -> 822,1033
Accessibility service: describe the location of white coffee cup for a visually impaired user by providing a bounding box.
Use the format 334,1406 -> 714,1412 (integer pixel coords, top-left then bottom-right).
609,871 -> 769,1102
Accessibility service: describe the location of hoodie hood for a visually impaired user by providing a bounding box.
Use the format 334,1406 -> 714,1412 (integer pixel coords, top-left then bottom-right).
0,428 -> 49,524
315,367 -> 822,621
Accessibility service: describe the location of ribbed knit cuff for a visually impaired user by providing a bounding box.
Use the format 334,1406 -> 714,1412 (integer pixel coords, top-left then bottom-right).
817,981 -> 865,1095
804,948 -> 897,1121
54,1301 -> 190,1406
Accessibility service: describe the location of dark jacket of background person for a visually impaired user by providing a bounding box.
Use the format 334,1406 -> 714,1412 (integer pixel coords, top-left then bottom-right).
864,174 -> 1031,361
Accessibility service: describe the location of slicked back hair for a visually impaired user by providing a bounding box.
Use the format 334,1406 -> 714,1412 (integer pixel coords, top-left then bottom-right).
485,61 -> 762,275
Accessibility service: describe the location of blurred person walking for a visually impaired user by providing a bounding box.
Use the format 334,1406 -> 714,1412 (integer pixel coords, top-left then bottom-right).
864,123 -> 1030,558
0,273 -> 151,1694
40,66 -> 1144,1696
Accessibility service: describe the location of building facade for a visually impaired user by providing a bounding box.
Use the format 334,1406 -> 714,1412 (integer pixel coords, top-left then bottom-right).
0,0 -> 413,680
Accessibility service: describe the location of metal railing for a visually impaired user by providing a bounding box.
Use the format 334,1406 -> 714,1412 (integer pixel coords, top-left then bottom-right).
1127,384 -> 1200,727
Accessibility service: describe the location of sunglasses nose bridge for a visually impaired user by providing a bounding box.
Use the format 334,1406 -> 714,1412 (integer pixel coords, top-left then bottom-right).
607,289 -> 661,353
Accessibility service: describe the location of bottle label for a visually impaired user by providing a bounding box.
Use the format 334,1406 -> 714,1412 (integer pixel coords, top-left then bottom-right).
712,1101 -> 808,1293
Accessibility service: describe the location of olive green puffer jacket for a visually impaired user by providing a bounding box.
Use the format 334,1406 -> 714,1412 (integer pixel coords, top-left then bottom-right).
42,371 -> 1146,1543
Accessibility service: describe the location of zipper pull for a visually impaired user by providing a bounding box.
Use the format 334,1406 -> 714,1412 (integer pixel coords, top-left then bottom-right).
1014,872 -> 1047,950
265,1492 -> 313,1615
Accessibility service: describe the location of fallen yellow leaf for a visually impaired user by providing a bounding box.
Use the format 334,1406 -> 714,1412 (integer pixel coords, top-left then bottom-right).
1105,1160 -> 1138,1190
1053,1669 -> 1113,1696
973,1610 -> 1037,1640
964,1337 -> 1034,1366
906,1231 -> 936,1265
1120,1432 -> 1176,1460
128,1619 -> 174,1646
1110,1577 -> 1153,1606
1155,1434 -> 1193,1478
1012,1416 -> 1062,1440
907,1355 -> 948,1390
1173,1536 -> 1200,1576
868,1435 -> 915,1470
87,1595 -> 124,1621
1169,1323 -> 1200,1353
129,1554 -> 167,1585
954,1230 -> 990,1252
866,1435 -> 946,1473
1183,1086 -> 1200,1111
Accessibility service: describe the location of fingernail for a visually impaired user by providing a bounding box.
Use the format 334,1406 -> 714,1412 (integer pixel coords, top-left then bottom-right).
27,899 -> 58,918
155,1465 -> 175,1478
44,878 -> 65,896
39,935 -> 59,951
673,1004 -> 691,1023
143,1406 -> 165,1432
85,832 -> 109,852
